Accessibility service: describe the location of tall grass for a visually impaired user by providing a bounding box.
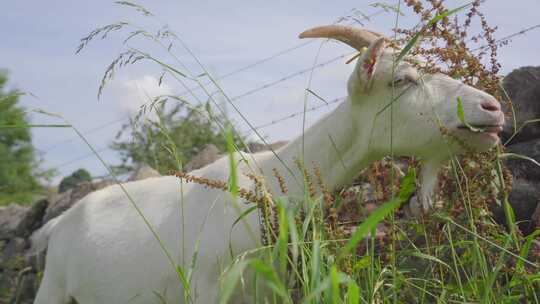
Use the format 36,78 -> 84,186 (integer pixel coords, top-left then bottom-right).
23,0 -> 540,302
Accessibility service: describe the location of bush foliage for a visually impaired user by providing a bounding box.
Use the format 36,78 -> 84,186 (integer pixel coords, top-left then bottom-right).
58,168 -> 92,193
110,102 -> 242,175
0,72 -> 42,205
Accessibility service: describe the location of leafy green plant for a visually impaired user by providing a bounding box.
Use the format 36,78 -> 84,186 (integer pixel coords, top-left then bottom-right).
110,101 -> 243,174
58,168 -> 92,193
0,72 -> 48,205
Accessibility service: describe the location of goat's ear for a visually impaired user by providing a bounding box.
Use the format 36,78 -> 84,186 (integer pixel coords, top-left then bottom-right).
348,37 -> 386,95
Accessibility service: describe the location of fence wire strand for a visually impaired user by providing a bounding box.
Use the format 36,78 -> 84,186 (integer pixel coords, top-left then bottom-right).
48,22 -> 540,170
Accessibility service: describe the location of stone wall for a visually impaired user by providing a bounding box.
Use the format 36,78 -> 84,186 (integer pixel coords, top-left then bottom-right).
0,165 -> 159,303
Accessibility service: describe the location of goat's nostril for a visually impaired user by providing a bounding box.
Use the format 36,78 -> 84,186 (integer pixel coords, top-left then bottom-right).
480,100 -> 501,112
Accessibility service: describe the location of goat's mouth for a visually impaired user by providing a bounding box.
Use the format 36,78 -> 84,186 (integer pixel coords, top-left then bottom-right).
455,124 -> 503,143
456,124 -> 503,134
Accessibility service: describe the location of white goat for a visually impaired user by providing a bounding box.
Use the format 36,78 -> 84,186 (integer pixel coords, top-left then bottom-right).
32,25 -> 504,304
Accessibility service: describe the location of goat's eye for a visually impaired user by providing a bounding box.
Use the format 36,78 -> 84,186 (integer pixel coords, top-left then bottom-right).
389,77 -> 405,87
388,74 -> 418,87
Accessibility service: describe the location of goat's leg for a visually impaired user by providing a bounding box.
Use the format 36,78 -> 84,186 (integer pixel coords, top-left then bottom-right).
405,158 -> 444,217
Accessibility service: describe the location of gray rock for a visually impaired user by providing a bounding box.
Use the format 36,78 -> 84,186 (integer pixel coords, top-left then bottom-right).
183,144 -> 221,172
0,270 -> 13,303
0,180 -> 118,302
508,178 -> 540,221
0,205 -> 28,240
531,202 -> 540,233
247,141 -> 288,153
128,164 -> 161,181
10,270 -> 37,304
491,178 -> 540,234
0,199 -> 48,242
42,180 -> 115,224
16,199 -> 49,239
1,237 -> 26,270
501,66 -> 540,144
499,66 -> 540,235
42,187 -> 80,225
505,139 -> 540,182
183,141 -> 289,173
24,250 -> 43,274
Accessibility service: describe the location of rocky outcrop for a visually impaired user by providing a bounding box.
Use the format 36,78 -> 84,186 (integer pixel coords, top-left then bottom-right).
0,164 -> 160,303
183,144 -> 221,172
182,141 -> 289,173
532,203 -> 540,231
247,140 -> 288,153
0,205 -> 29,241
497,66 -> 540,234
491,178 -> 540,234
42,180 -> 115,224
505,140 -> 540,181
0,202 -> 43,303
501,66 -> 540,145
127,164 -> 161,182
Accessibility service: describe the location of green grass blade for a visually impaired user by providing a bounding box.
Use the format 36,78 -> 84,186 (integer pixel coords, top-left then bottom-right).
301,272 -> 350,304
249,259 -> 291,302
351,204 -> 392,257
513,230 -> 540,285
457,96 -> 483,132
306,88 -> 329,105
275,202 -> 289,278
504,118 -> 540,145
219,260 -> 249,304
498,152 -> 540,168
228,205 -> 258,258
174,265 -> 192,301
231,205 -> 258,230
338,169 -> 415,261
396,2 -> 472,63
0,124 -> 71,129
346,280 -> 360,304
410,252 -> 452,271
226,125 -> 238,198
398,167 -> 417,200
330,266 -> 342,304
426,3 -> 472,27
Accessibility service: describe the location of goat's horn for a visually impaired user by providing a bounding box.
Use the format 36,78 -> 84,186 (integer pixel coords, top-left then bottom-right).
299,25 -> 385,51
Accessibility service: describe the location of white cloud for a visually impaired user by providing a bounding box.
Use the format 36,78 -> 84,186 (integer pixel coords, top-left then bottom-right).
112,75 -> 173,119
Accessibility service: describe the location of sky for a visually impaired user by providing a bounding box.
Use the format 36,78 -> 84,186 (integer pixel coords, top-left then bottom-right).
1,0 -> 540,182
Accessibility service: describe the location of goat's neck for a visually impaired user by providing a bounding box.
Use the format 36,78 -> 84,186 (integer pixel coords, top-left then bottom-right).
261,100 -> 376,196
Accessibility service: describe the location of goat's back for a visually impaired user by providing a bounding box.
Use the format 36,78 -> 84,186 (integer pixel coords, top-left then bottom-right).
37,154 -> 261,303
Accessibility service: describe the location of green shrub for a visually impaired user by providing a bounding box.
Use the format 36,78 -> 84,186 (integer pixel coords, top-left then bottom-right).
0,71 -> 43,205
58,168 -> 92,193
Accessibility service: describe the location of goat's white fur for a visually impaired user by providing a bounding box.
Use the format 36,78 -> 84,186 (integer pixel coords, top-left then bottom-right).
32,26 -> 504,304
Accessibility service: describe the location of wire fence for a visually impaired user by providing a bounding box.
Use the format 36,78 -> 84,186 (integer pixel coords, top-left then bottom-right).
47,21 -> 540,172
42,9 -> 388,154
52,96 -> 346,169
43,50 -> 354,155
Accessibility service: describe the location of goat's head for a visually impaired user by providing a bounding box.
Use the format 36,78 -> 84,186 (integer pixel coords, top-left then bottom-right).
299,25 -> 505,160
